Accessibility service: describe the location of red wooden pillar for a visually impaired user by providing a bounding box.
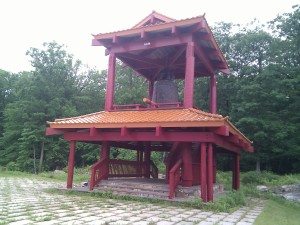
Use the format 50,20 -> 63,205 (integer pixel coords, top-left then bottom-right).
232,153 -> 240,190
207,143 -> 214,201
210,73 -> 217,114
148,79 -> 154,100
101,142 -> 110,179
183,42 -> 195,108
137,148 -> 144,176
67,141 -> 76,189
105,53 -> 116,111
182,143 -> 193,186
200,142 -> 207,202
144,143 -> 151,178
213,147 -> 217,183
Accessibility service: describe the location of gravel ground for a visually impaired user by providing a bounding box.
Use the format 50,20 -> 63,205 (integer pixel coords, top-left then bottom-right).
0,177 -> 264,225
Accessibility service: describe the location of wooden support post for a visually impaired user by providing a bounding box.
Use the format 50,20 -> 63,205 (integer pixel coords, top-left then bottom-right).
148,79 -> 154,100
67,141 -> 76,189
137,147 -> 144,176
101,142 -> 110,179
105,53 -> 116,111
183,42 -> 195,108
182,143 -> 193,187
207,143 -> 213,201
210,73 -> 217,114
232,153 -> 240,190
200,142 -> 207,202
144,143 -> 151,178
213,148 -> 217,183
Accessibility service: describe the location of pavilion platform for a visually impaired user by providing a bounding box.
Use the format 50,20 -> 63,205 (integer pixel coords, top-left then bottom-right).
70,178 -> 224,201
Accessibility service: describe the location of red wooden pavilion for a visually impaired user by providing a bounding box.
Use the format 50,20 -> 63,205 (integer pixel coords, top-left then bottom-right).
46,11 -> 253,202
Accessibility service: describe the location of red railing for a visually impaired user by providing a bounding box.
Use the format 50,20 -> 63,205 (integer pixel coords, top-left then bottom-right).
150,160 -> 158,178
109,159 -> 144,177
90,158 -> 108,190
90,159 -> 159,190
168,159 -> 182,199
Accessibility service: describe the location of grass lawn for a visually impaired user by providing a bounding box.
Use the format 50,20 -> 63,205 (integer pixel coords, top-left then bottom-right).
255,199 -> 300,225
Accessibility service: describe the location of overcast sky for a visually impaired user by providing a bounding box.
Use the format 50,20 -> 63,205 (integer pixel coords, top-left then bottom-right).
0,0 -> 298,73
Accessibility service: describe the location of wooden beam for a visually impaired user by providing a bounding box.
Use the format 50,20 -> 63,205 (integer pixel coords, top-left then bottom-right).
64,131 -> 214,143
209,126 -> 229,136
194,44 -> 214,74
109,34 -> 192,54
121,126 -> 128,137
118,52 -> 163,67
155,126 -> 162,137
45,127 -> 64,136
169,46 -> 186,66
89,127 -> 98,136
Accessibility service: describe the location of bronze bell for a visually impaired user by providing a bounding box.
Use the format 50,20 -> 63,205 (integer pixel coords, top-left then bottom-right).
152,69 -> 179,104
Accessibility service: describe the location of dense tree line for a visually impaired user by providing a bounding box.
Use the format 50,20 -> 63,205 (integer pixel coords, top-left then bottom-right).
0,6 -> 299,174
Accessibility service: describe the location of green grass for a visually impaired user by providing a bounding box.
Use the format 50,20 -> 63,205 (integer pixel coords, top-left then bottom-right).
0,167 -> 89,183
1,169 -> 299,214
46,187 -> 248,212
255,199 -> 300,225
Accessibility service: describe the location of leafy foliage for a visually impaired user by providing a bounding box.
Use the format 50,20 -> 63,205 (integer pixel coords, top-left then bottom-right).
0,6 -> 299,174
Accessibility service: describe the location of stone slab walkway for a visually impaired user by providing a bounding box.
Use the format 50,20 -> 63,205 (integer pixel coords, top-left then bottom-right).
0,177 -> 264,225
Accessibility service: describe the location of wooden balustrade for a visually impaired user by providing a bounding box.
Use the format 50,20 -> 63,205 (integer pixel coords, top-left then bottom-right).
109,159 -> 144,177
90,159 -> 159,190
168,158 -> 182,199
90,158 -> 109,190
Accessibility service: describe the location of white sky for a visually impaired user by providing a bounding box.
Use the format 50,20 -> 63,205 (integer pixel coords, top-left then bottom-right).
0,0 -> 298,73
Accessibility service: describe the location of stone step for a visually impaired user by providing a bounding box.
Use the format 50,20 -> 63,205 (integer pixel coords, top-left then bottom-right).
95,186 -> 169,199
98,179 -> 169,192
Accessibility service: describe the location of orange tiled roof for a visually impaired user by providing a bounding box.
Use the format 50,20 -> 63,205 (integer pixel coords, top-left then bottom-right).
48,108 -> 251,144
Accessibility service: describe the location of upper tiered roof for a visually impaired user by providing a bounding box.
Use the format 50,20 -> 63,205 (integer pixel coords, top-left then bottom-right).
92,11 -> 229,80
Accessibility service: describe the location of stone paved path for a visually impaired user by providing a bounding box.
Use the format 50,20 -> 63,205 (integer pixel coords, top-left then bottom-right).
0,177 -> 264,225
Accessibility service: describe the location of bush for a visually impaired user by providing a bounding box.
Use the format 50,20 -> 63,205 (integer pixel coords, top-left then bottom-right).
6,162 -> 19,171
241,171 -> 280,185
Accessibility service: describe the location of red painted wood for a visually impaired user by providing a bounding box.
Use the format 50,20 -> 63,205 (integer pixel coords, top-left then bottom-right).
210,126 -> 229,136
155,126 -> 162,137
228,135 -> 240,145
213,148 -> 217,183
182,143 -> 193,187
148,79 -> 154,100
169,158 -> 183,199
212,134 -> 241,152
184,42 -> 195,108
109,34 -> 192,54
45,128 -> 64,136
194,45 -> 214,75
207,143 -> 213,201
144,143 -> 151,178
64,131 -> 214,143
67,141 -> 76,189
90,158 -> 109,190
105,53 -> 116,111
232,153 -> 240,190
100,142 -> 110,179
121,126 -> 128,137
210,74 -> 217,114
200,142 -> 207,202
89,127 -> 97,136
169,46 -> 186,66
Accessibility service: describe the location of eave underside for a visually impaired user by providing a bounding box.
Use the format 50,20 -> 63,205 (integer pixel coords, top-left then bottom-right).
92,17 -> 229,79
46,126 -> 253,153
